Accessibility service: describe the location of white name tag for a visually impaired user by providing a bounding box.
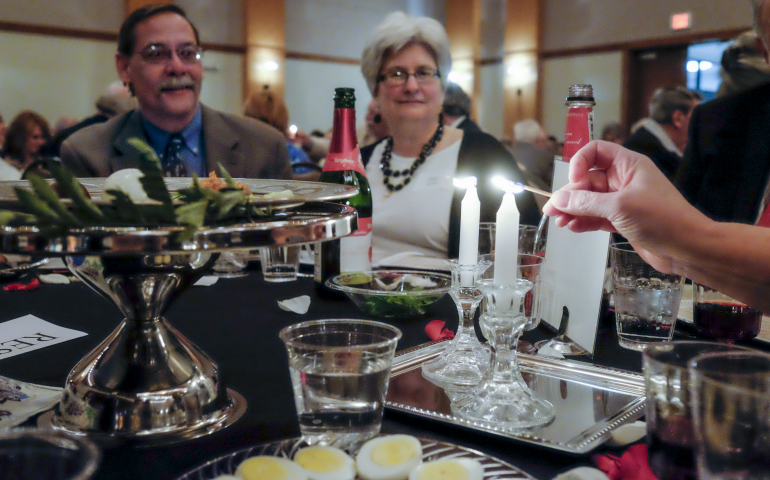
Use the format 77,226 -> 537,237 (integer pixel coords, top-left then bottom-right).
0,315 -> 87,360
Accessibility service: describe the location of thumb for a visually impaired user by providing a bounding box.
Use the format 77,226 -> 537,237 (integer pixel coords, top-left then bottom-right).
551,189 -> 618,221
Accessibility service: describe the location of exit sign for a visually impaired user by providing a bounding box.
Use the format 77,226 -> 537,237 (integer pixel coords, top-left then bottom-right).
671,12 -> 692,30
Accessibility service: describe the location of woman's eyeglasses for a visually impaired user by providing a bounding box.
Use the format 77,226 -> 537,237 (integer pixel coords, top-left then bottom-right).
378,67 -> 440,87
136,44 -> 203,65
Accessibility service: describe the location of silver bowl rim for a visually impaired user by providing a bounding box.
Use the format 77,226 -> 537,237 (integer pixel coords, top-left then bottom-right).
0,427 -> 101,480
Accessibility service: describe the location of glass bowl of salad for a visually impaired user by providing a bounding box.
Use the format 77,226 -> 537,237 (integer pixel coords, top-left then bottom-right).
326,270 -> 452,318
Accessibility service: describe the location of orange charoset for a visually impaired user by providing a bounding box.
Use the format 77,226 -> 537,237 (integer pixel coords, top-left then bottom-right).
199,171 -> 252,195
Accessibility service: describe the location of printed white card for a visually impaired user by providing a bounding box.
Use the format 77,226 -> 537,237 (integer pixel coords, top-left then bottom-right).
540,159 -> 610,355
194,276 -> 219,286
0,315 -> 87,360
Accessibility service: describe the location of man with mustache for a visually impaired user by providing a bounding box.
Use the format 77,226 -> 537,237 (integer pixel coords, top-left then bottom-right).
60,4 -> 292,180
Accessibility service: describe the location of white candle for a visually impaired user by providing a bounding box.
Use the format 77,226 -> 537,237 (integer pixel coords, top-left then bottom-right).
494,191 -> 520,285
458,182 -> 480,266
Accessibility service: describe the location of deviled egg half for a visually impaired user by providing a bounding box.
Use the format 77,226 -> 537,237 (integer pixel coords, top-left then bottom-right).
408,458 -> 484,480
356,434 -> 423,480
235,456 -> 308,480
102,168 -> 152,203
294,445 -> 356,480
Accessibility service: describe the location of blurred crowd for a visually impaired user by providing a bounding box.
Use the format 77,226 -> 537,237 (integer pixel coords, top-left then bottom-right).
6,24 -> 763,188
4,1 -> 770,269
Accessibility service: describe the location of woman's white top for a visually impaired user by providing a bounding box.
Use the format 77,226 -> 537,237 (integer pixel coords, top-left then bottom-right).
366,137 -> 462,264
0,158 -> 22,181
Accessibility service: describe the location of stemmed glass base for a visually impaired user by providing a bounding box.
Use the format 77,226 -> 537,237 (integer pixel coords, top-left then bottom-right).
422,259 -> 492,391
534,336 -> 589,356
452,279 -> 555,430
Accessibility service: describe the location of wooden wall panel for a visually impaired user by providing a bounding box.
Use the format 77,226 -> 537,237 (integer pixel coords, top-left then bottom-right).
244,0 -> 285,102
125,0 -> 171,18
446,0 -> 481,119
504,0 -> 541,140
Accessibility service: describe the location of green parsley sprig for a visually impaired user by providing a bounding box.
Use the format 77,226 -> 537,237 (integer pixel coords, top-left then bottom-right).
0,138 -> 274,242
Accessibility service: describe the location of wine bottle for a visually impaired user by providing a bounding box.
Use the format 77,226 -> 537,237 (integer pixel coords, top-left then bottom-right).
562,84 -> 595,162
314,88 -> 373,297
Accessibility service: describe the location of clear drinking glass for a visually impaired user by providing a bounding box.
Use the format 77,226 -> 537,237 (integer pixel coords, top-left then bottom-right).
518,224 -> 544,255
279,319 -> 402,451
610,243 -> 685,351
259,245 -> 300,282
479,253 -> 545,332
479,224 -> 544,257
642,341 -> 750,480
480,223 -> 547,355
689,350 -> 770,480
0,428 -> 100,480
212,251 -> 249,278
478,222 -> 496,255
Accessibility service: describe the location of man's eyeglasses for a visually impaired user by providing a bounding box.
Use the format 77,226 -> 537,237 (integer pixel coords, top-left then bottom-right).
378,67 -> 440,87
136,44 -> 203,65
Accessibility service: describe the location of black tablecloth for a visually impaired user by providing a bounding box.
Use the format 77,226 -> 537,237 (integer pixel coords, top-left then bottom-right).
1,268 -> 761,479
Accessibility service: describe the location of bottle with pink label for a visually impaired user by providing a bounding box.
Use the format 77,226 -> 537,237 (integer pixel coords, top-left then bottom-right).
562,84 -> 595,162
314,88 -> 373,297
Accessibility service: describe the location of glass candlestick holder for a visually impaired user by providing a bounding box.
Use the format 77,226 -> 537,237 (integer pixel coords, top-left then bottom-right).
421,259 -> 492,391
452,278 -> 556,430
479,253 -> 546,355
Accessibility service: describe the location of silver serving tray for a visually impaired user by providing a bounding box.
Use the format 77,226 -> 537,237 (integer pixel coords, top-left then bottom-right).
0,202 -> 356,255
0,178 -> 358,208
0,257 -> 48,278
386,341 -> 646,455
175,436 -> 536,480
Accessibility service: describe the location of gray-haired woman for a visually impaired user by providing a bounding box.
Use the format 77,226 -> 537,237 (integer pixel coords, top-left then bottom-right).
360,12 -> 539,264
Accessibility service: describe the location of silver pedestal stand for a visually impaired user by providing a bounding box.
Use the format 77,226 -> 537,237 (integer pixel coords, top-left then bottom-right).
1,198 -> 356,445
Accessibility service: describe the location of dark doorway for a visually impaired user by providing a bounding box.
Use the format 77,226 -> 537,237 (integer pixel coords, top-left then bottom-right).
687,40 -> 732,101
626,46 -> 689,128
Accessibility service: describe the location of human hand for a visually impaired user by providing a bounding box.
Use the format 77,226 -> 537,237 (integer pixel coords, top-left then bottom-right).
293,129 -> 313,150
543,141 -> 708,272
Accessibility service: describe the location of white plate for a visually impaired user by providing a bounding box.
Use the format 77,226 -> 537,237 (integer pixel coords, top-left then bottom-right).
175,436 -> 535,480
0,376 -> 61,429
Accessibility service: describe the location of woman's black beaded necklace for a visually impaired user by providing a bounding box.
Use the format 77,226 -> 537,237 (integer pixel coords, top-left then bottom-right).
379,114 -> 444,192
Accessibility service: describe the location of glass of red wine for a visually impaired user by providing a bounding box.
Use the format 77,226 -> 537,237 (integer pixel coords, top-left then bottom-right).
692,282 -> 763,342
643,341 -> 751,480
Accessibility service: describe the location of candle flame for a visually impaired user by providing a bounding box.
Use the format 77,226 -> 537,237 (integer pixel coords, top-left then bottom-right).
492,176 -> 524,194
453,176 -> 477,189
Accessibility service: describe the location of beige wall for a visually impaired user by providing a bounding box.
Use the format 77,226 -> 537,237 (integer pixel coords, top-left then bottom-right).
0,32 -> 118,125
541,52 -> 624,141
0,0 -> 122,31
284,60 -> 372,135
178,0 -> 244,45
199,51 -> 244,117
0,0 -> 755,135
0,31 -> 243,125
479,63 -> 506,138
542,0 -> 752,52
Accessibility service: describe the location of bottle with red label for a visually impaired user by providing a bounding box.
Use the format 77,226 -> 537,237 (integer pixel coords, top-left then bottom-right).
314,87 -> 373,296
562,84 -> 595,162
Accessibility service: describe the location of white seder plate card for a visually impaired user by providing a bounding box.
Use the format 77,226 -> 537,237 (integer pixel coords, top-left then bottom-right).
0,315 -> 87,361
540,159 -> 610,355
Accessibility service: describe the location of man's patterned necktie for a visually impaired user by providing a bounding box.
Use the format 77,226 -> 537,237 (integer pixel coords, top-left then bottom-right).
163,133 -> 187,177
